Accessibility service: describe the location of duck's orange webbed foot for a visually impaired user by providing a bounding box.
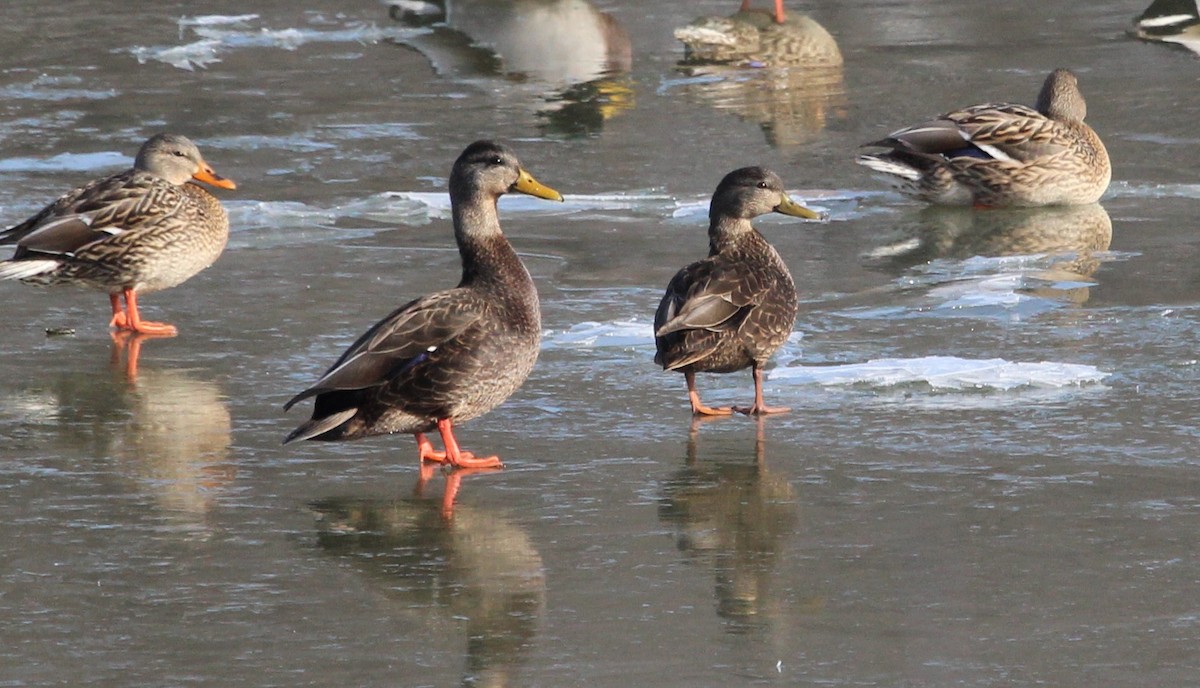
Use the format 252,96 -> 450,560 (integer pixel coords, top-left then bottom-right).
415,421 -> 504,470
413,437 -> 502,519
111,288 -> 179,336
732,403 -> 791,416
127,320 -> 178,336
691,403 -> 735,417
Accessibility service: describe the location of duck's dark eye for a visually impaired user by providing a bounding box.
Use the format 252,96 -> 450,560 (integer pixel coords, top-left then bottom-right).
490,155 -> 504,165
757,181 -> 768,189
172,150 -> 187,158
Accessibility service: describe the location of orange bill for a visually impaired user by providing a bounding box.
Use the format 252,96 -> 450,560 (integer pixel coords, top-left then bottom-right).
193,165 -> 237,190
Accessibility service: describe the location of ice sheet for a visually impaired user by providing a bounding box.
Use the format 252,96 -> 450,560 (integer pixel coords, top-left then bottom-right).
770,355 -> 1109,390
129,15 -> 423,70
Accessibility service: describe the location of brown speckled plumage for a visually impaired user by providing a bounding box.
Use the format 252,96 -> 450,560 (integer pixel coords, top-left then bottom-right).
672,8 -> 846,149
675,10 -> 842,68
857,69 -> 1110,207
0,133 -> 236,333
284,141 -> 563,470
655,167 -> 821,416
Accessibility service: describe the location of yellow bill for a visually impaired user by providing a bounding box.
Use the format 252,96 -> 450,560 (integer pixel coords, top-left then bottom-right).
512,168 -> 564,202
775,194 -> 824,220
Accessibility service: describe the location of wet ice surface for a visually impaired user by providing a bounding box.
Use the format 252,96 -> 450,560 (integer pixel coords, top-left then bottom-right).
4,0 -> 1200,686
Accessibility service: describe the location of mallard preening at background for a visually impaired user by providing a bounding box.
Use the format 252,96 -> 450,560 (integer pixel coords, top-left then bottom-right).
284,141 -> 563,473
856,69 -> 1110,207
672,6 -> 844,148
676,7 -> 842,68
0,133 -> 236,336
655,167 -> 821,416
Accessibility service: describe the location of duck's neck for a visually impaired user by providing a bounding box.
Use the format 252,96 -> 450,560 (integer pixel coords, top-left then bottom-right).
452,192 -> 529,289
708,215 -> 759,255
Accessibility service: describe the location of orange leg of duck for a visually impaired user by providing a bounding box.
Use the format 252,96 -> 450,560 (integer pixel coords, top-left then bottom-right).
733,363 -> 790,416
109,288 -> 178,336
415,418 -> 503,469
740,0 -> 786,23
109,294 -> 126,329
687,371 -> 734,416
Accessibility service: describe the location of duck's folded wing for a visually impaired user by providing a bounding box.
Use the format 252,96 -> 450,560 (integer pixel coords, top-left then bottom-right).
655,291 -> 742,337
8,215 -> 112,255
1,172 -> 186,249
947,103 -> 1068,162
655,261 -> 760,337
870,103 -> 1067,164
866,118 -> 970,156
284,292 -> 482,410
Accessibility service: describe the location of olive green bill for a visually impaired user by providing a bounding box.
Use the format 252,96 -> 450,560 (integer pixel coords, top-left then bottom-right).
775,194 -> 826,220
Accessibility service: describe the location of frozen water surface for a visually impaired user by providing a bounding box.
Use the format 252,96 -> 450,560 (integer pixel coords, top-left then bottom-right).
2,0 -> 1200,686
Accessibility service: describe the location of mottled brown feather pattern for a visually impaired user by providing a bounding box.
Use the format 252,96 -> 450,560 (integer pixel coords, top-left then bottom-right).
857,69 -> 1110,207
291,250 -> 539,439
284,141 -> 555,444
13,182 -> 229,293
654,167 -> 804,382
655,236 -> 797,374
675,11 -> 843,68
1,133 -> 233,294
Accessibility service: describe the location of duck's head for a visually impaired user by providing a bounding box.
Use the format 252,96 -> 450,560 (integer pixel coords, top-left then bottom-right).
1036,68 -> 1087,122
451,140 -> 563,203
710,166 -> 821,221
136,133 -> 237,190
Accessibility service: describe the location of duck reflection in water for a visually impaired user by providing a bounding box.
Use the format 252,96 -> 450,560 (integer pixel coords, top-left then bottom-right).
659,419 -> 814,633
312,495 -> 544,687
672,6 -> 846,147
105,333 -> 234,533
865,204 -> 1113,305
110,329 -> 174,381
385,0 -> 634,137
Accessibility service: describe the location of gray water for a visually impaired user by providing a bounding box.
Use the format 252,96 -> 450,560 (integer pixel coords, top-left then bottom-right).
3,0 -> 1200,685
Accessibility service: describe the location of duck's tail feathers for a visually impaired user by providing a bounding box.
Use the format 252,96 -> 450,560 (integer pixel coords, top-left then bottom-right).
855,154 -> 923,181
282,408 -> 357,445
0,259 -> 60,281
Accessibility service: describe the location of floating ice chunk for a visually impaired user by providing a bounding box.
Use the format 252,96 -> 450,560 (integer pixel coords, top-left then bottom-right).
177,14 -> 260,27
0,75 -> 118,102
670,191 -> 840,222
770,356 -> 1109,390
316,123 -> 423,141
192,24 -> 418,49
130,40 -> 224,70
338,193 -> 441,225
384,191 -> 674,220
0,152 -> 129,173
129,17 -> 422,70
543,320 -> 655,349
199,133 -> 339,153
840,256 -> 1101,322
226,201 -> 345,232
226,195 -> 433,233
1105,180 -> 1200,200
670,199 -> 707,221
